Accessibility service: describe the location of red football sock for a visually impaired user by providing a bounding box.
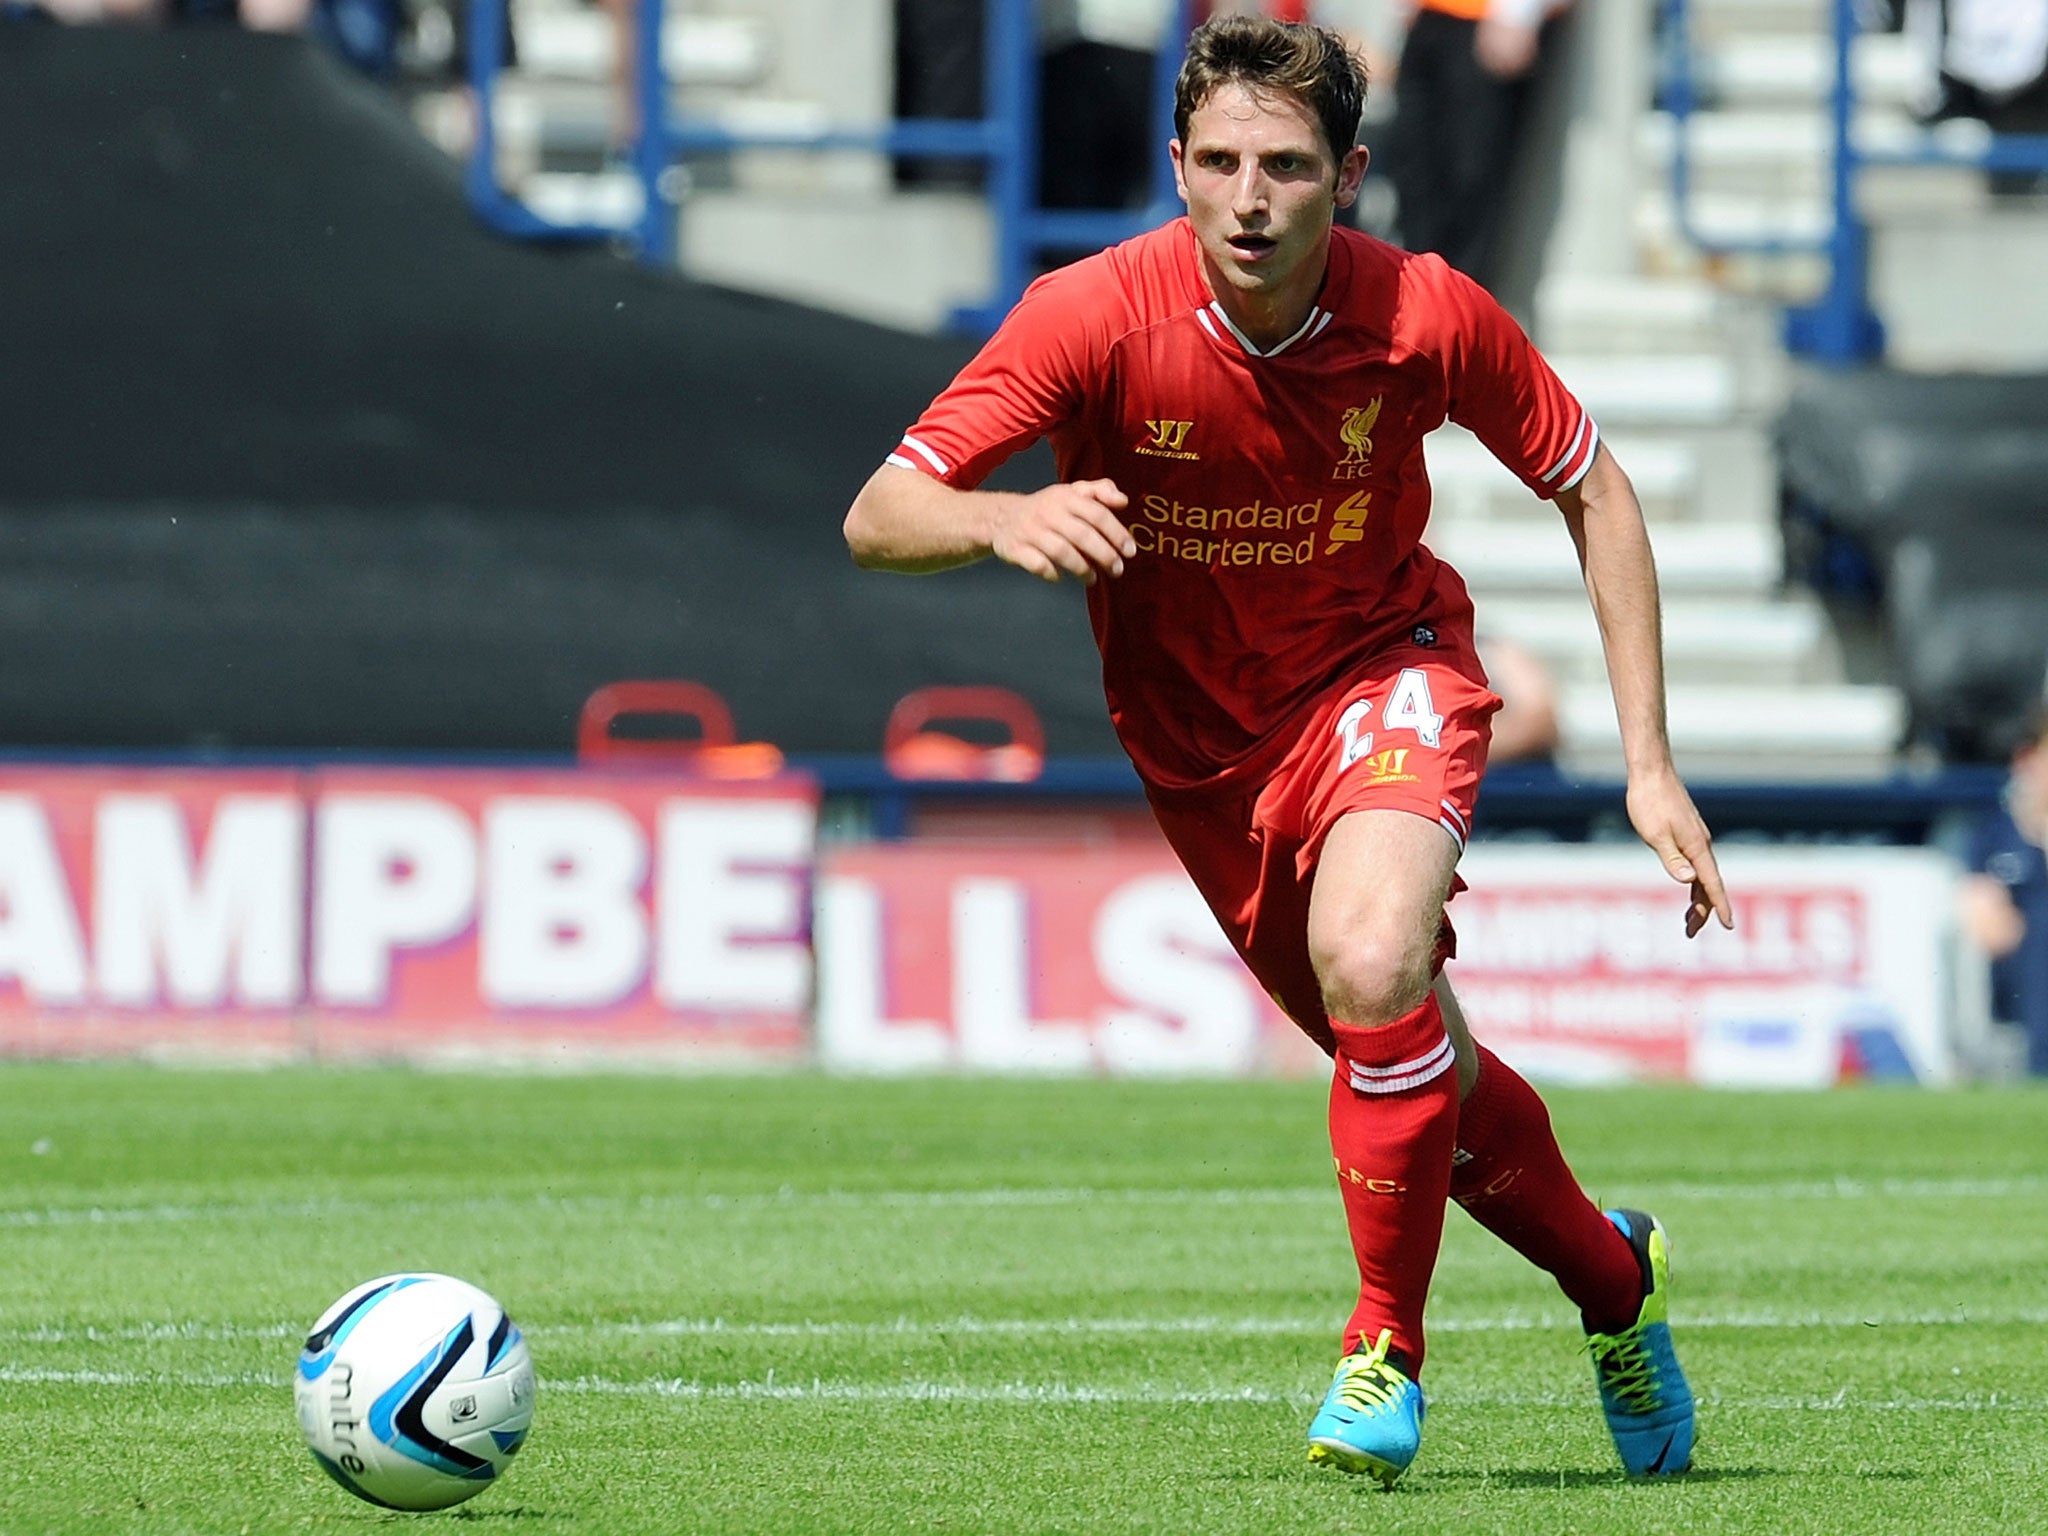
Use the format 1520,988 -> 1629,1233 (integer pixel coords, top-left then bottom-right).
1326,994 -> 1461,1376
1449,1044 -> 1644,1334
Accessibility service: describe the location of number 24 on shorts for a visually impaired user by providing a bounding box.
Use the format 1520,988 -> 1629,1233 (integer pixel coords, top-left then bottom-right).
1334,669 -> 1444,769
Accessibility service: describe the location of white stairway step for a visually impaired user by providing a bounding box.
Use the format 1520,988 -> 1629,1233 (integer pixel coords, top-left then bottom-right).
1545,354 -> 1744,426
1424,426 -> 1699,521
510,9 -> 770,86
1636,186 -> 1831,248
1685,0 -> 1830,41
1558,683 -> 1905,781
1480,595 -> 1837,687
1434,519 -> 1780,596
1639,106 -> 1933,189
521,169 -> 645,228
1698,32 -> 1923,109
1427,422 -> 1783,530
1605,426 -> 1777,526
1533,273 -> 1731,353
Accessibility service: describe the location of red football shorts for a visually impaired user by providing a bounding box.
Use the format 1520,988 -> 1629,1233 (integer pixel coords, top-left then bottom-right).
1144,641 -> 1501,1056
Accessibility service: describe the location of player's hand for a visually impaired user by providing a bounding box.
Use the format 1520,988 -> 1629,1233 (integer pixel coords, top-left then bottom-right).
988,480 -> 1136,585
1475,18 -> 1539,78
1625,766 -> 1734,938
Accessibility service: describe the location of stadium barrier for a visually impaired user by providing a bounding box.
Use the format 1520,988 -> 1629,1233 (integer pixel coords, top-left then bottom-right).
465,0 -> 1192,330
0,760 -> 1989,1084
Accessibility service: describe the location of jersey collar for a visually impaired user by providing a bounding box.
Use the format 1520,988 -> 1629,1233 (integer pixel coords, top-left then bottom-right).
1195,300 -> 1333,358
1174,217 -> 1346,361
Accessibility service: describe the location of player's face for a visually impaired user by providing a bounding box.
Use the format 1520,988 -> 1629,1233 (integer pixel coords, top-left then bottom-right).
1171,83 -> 1367,339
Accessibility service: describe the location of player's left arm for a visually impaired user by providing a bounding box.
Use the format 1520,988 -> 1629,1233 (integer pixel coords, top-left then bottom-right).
1554,443 -> 1734,938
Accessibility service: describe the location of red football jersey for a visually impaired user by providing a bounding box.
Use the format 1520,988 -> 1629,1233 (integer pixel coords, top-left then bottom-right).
886,219 -> 1599,793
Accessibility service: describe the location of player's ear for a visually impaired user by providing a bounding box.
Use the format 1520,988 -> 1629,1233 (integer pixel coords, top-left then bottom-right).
1333,144 -> 1369,208
1169,139 -> 1190,204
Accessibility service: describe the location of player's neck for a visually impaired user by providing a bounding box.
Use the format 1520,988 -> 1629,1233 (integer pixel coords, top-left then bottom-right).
1198,247 -> 1331,354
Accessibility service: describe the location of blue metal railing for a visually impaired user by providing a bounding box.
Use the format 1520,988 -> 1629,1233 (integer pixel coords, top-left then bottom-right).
1662,0 -> 2048,362
799,755 -> 2004,843
0,745 -> 1995,845
468,0 -> 1190,330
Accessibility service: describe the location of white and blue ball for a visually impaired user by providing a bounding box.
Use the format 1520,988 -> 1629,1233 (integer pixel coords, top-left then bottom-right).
294,1272 -> 536,1511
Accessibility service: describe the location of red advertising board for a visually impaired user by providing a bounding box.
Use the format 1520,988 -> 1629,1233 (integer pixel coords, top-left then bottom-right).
0,767 -> 818,1063
817,840 -> 1320,1075
0,768 -> 1971,1081
1448,846 -> 1959,1085
817,840 -> 1966,1085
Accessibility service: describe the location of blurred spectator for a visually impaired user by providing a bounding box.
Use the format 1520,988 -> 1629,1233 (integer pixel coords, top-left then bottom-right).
1958,704 -> 2048,1076
1910,0 -> 2048,124
894,0 -> 1176,205
1040,0 -> 1168,210
19,0 -> 400,76
1906,0 -> 2048,191
1477,633 -> 1560,764
1381,0 -> 1574,294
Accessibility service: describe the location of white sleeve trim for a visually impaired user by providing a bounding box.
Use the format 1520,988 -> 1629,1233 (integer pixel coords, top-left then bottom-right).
1539,413 -> 1600,493
897,434 -> 951,476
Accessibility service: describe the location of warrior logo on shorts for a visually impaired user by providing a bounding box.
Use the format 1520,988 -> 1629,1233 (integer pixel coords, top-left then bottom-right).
1333,398 -> 1382,479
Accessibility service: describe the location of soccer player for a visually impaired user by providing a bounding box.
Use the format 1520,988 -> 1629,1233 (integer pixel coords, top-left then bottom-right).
842,12 -> 1732,1485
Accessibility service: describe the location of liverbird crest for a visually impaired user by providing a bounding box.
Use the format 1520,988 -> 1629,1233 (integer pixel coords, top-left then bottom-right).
1339,398 -> 1382,461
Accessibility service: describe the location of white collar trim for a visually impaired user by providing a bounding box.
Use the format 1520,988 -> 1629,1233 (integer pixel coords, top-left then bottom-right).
1198,301 -> 1331,359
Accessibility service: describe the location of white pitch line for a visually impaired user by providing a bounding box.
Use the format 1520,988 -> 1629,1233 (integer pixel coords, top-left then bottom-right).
535,1307 -> 2048,1339
545,1378 -> 2048,1413
0,1366 -> 279,1389
2,1365 -> 2039,1415
11,1306 -> 2048,1348
3,1174 -> 2045,1232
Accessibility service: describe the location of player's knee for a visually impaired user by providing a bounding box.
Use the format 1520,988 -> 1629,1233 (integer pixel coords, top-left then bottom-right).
1309,927 -> 1433,1029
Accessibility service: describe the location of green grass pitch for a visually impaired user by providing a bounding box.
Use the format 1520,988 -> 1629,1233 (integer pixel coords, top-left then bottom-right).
1,1065 -> 2044,1535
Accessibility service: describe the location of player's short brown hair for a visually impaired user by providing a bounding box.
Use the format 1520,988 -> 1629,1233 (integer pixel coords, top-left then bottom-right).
1173,14 -> 1367,170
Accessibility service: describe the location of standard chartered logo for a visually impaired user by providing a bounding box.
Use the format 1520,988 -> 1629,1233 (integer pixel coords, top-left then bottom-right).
1133,493 -> 1330,568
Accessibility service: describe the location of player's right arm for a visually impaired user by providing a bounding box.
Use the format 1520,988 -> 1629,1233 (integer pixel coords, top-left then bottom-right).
844,467 -> 1135,585
844,250 -> 1138,584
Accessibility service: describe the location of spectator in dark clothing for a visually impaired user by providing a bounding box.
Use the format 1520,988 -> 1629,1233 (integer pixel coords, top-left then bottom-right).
1959,705 -> 2048,1075
1382,0 -> 1572,294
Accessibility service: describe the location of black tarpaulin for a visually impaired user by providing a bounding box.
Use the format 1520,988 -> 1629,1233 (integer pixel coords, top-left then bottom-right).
0,26 -> 1115,758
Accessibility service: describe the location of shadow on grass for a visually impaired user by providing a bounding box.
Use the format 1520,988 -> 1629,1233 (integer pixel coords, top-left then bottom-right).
1422,1465 -> 1778,1491
328,1510 -> 569,1527
446,1509 -> 569,1523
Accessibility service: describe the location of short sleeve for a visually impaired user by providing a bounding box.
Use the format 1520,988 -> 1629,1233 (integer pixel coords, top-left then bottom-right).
884,259 -> 1119,491
1427,259 -> 1601,499
1966,805 -> 2025,882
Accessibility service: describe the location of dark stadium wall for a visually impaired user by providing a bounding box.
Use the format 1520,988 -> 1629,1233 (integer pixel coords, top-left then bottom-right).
0,27 -> 1116,759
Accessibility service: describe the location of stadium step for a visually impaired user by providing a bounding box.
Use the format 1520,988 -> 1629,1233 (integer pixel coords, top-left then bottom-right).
1541,354 -> 1749,428
1691,30 -> 1922,110
1423,425 -> 1701,523
1532,272 -> 1746,356
1872,204 -> 2048,370
1434,519 -> 1780,598
1557,682 -> 1906,781
509,5 -> 770,86
1482,594 -> 1839,687
1683,0 -> 1831,42
1637,106 -> 1943,200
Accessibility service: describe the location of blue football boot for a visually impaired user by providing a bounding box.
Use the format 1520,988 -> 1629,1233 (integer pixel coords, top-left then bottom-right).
1306,1328 -> 1424,1488
1586,1209 -> 1696,1477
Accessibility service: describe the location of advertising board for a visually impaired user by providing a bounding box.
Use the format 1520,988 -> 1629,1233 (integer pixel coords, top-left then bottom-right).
0,765 -> 1976,1082
0,768 -> 818,1063
818,839 -> 1971,1084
